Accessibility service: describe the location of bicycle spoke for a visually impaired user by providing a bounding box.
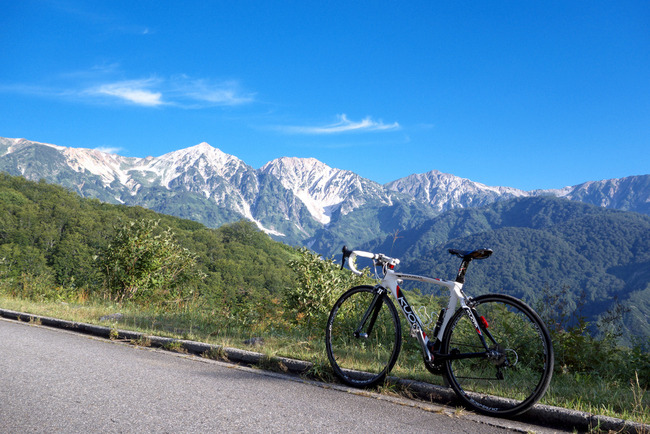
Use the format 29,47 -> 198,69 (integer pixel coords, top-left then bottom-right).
443,294 -> 553,416
326,286 -> 401,388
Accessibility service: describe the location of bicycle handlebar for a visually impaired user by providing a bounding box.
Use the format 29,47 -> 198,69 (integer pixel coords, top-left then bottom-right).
341,245 -> 399,276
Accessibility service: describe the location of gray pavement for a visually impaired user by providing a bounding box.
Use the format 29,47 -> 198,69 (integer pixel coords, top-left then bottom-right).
0,308 -> 646,433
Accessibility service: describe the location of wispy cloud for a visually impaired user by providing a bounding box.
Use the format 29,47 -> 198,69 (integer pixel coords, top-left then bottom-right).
91,78 -> 164,106
0,83 -> 69,98
94,146 -> 123,154
89,76 -> 254,107
0,68 -> 256,109
169,76 -> 255,107
279,114 -> 400,134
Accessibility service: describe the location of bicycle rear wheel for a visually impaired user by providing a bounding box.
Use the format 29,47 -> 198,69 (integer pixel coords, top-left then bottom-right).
442,294 -> 553,417
326,285 -> 401,388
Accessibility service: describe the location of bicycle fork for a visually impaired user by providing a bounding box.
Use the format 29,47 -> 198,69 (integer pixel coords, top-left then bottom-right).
353,285 -> 434,361
353,286 -> 386,339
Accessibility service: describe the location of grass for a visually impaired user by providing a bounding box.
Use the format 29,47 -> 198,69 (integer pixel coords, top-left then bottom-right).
1,294 -> 648,426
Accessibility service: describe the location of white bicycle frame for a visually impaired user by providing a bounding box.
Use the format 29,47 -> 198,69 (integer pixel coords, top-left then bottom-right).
347,250 -> 483,363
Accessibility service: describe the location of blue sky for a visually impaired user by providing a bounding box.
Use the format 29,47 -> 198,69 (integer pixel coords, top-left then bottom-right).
1,1 -> 648,190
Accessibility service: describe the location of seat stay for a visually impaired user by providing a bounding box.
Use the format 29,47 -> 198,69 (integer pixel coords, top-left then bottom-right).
462,306 -> 492,351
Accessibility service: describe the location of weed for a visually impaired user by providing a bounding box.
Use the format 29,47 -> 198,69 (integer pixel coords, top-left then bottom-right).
131,336 -> 151,347
377,381 -> 401,397
163,341 -> 186,353
257,355 -> 285,372
305,359 -> 335,383
396,384 -> 417,400
109,324 -> 119,340
631,372 -> 648,423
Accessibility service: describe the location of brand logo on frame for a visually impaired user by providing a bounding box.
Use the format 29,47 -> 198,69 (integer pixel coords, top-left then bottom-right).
398,296 -> 418,326
397,274 -> 427,282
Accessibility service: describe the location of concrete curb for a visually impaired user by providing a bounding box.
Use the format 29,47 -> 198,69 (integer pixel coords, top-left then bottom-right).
1,307 -> 647,433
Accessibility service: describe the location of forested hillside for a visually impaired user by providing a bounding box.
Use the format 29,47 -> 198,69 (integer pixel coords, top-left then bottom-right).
0,173 -> 298,317
361,197 -> 650,344
2,172 -> 649,346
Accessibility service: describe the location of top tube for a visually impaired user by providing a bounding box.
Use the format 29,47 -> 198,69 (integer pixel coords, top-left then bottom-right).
342,246 -> 457,289
392,271 -> 457,288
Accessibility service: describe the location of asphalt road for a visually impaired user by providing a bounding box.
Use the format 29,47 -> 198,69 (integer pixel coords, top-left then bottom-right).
0,318 -> 561,433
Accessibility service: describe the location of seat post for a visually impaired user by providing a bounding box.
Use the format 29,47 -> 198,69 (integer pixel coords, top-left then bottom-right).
455,258 -> 473,283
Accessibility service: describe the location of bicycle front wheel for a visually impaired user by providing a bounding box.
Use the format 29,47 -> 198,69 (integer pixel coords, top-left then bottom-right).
325,285 -> 401,388
442,294 -> 554,417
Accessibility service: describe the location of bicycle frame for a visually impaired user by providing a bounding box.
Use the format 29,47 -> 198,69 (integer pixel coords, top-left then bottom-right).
347,250 -> 495,364
382,270 -> 465,362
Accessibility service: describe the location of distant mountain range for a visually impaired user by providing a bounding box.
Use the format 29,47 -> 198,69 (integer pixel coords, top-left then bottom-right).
1,136 -> 649,343
1,137 -> 648,253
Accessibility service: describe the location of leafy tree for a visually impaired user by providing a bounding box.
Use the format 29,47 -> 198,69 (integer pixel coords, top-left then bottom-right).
99,219 -> 203,303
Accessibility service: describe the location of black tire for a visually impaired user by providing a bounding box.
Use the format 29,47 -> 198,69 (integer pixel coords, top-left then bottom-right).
441,294 -> 554,417
325,285 -> 402,388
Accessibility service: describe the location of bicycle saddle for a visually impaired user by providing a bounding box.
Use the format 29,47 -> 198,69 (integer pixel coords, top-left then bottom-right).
448,248 -> 493,260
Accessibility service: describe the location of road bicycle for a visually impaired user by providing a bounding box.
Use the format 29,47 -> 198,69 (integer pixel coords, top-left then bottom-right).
325,246 -> 554,417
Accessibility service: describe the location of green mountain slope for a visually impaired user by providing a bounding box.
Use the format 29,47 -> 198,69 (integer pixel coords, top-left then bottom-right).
0,173 -> 298,305
358,197 -> 650,344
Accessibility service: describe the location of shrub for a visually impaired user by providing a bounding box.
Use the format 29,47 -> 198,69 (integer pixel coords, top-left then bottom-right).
98,219 -> 203,304
285,248 -> 370,329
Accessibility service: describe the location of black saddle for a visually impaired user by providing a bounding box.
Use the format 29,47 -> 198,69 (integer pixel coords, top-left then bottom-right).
448,248 -> 493,260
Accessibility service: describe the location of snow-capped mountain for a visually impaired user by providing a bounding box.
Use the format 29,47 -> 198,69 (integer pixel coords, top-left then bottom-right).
386,168 -> 650,216
544,176 -> 650,215
260,157 -> 393,224
3,139 -> 252,227
385,170 -> 528,212
1,136 -> 648,250
1,138 -> 404,241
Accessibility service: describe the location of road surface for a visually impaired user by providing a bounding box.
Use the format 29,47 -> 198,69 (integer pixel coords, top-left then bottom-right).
0,318 -> 561,432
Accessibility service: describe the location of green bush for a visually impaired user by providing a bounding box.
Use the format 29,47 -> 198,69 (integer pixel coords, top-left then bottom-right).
285,248 -> 370,329
98,219 -> 203,304
535,285 -> 650,388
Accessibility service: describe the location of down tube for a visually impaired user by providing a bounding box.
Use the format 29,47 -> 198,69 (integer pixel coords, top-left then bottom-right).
389,282 -> 432,358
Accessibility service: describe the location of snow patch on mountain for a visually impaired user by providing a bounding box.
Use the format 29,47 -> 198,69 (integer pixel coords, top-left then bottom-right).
261,156 -> 380,224
62,147 -> 134,186
1,137 -> 65,155
146,142 -> 247,188
386,170 -> 528,212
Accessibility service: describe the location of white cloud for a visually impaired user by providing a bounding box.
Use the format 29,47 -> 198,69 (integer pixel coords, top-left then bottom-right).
170,77 -> 254,106
87,76 -> 254,108
93,79 -> 164,106
1,66 -> 255,109
280,114 -> 400,134
94,146 -> 123,154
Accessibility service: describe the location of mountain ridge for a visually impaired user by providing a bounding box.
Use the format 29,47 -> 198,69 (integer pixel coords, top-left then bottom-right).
1,137 -> 649,342
1,137 -> 648,249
